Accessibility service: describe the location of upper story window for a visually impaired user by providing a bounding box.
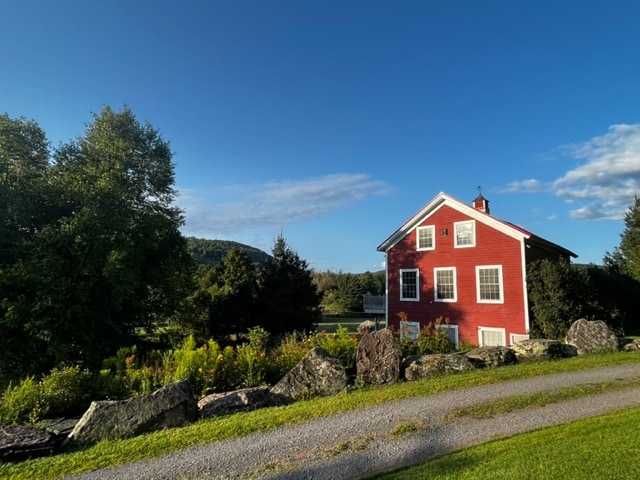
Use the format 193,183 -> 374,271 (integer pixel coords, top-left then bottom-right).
434,267 -> 457,302
476,265 -> 504,303
400,268 -> 419,301
416,225 -> 435,251
454,220 -> 475,248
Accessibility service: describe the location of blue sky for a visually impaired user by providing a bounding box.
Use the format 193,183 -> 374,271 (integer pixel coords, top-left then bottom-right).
3,1 -> 640,272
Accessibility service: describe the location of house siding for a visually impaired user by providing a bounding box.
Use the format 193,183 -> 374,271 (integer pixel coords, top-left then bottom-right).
386,204 -> 528,345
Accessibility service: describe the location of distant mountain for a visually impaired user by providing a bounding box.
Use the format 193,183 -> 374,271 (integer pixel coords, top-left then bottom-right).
185,237 -> 272,268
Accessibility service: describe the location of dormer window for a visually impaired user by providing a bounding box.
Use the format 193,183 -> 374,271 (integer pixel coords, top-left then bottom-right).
454,220 -> 475,248
416,225 -> 435,251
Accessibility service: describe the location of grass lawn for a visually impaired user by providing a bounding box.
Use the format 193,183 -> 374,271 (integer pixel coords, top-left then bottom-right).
317,314 -> 385,333
1,351 -> 638,480
371,406 -> 640,480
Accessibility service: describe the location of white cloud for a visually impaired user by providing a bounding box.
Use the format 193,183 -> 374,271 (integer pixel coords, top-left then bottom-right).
502,179 -> 543,193
177,173 -> 393,237
505,124 -> 640,220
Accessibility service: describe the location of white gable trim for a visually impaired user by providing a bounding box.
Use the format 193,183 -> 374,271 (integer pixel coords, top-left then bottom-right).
377,192 -> 529,252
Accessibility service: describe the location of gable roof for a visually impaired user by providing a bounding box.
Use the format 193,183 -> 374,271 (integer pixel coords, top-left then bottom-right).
377,192 -> 577,258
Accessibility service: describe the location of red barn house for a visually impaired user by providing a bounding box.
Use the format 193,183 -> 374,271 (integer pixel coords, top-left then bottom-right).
376,192 -> 576,347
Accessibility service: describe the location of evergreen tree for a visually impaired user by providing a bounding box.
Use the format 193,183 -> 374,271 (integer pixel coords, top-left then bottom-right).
335,273 -> 365,312
206,248 -> 259,337
604,195 -> 640,281
256,235 -> 321,335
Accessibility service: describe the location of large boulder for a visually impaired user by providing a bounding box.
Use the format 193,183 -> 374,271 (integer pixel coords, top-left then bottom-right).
464,346 -> 518,368
0,425 -> 57,462
623,339 -> 640,352
356,329 -> 402,385
511,339 -> 567,361
66,380 -> 198,446
565,319 -> 619,355
199,387 -> 280,418
402,353 -> 475,381
270,347 -> 347,402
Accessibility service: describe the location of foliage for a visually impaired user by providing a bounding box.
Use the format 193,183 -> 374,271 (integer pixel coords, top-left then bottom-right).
526,259 -> 590,339
0,377 -> 44,424
577,264 -> 640,335
311,325 -> 359,372
312,270 -> 385,312
0,108 -> 195,379
0,366 -> 94,424
603,194 -> 640,281
397,315 -> 456,356
334,273 -> 365,312
256,235 -> 322,335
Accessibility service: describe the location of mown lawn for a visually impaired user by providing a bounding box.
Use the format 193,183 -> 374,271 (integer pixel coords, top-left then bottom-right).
371,406 -> 640,480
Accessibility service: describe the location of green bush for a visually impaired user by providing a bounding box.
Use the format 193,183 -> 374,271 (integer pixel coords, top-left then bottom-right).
268,332 -> 313,382
311,326 -> 358,372
0,366 -> 94,424
0,376 -> 44,424
398,317 -> 456,357
39,366 -> 93,417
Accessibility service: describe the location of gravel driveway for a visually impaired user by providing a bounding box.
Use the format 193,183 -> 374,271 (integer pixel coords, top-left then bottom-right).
67,363 -> 640,480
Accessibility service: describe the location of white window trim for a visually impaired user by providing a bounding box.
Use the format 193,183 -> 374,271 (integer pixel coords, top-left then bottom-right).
478,326 -> 506,347
510,333 -> 529,346
434,267 -> 457,302
476,265 -> 504,304
416,225 -> 436,251
454,220 -> 476,248
436,324 -> 459,349
400,268 -> 420,302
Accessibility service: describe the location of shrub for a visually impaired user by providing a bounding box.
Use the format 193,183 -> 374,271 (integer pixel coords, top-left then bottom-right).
39,366 -> 93,417
0,376 -> 44,424
311,326 -> 358,372
0,366 -> 94,424
268,332 -> 313,382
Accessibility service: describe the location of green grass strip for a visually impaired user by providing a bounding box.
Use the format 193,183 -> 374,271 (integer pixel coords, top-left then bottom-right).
372,406 -> 640,480
1,351 -> 638,480
444,378 -> 640,420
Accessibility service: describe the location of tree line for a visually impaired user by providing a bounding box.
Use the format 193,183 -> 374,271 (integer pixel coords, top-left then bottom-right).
0,107 -> 384,382
2,106 -> 639,385
527,195 -> 640,339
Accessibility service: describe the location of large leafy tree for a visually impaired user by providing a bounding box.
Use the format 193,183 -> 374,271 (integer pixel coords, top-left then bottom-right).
0,107 -> 194,377
0,114 -> 59,374
256,235 -> 322,335
603,195 -> 640,282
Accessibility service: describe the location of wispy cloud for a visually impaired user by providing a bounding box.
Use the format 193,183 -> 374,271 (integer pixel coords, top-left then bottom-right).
177,173 -> 393,236
505,124 -> 640,220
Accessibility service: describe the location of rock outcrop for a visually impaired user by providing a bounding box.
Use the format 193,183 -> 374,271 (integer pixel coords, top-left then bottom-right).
565,319 -> 619,355
356,328 -> 402,385
66,380 -> 198,446
198,387 -> 280,418
0,425 -> 57,462
463,346 -> 518,368
270,347 -> 347,402
511,338 -> 567,361
402,352 -> 475,381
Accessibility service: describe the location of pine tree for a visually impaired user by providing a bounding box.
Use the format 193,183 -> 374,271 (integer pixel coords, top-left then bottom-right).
604,195 -> 640,281
256,235 -> 321,335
